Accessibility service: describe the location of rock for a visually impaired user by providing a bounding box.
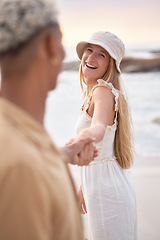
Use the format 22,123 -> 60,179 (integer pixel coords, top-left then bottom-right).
62,61 -> 80,72
153,117 -> 160,125
120,56 -> 160,73
62,56 -> 160,73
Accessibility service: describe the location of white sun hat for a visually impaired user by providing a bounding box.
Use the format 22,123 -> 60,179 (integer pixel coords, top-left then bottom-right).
76,31 -> 125,73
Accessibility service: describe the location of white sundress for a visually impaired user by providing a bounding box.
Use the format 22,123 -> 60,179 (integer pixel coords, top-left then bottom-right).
76,79 -> 137,240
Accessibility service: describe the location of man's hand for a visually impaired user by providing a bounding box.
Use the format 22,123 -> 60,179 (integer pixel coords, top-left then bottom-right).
61,136 -> 98,166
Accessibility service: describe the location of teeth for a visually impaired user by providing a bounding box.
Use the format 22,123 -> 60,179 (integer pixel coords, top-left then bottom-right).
86,63 -> 97,69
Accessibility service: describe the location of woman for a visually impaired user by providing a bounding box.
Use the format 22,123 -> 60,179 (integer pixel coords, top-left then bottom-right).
75,31 -> 137,240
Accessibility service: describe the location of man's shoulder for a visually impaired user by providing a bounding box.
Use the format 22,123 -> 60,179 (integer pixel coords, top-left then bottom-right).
0,113 -> 42,173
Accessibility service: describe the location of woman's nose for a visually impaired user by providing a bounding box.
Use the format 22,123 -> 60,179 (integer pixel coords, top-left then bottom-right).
87,53 -> 96,61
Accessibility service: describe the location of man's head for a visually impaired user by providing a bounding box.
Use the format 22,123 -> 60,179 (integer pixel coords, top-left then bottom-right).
0,0 -> 59,56
0,0 -> 65,91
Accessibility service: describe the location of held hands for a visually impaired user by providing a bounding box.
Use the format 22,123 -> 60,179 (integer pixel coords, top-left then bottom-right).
78,186 -> 87,214
63,136 -> 98,166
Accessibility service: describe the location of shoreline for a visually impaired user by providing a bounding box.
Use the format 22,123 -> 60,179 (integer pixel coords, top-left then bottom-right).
133,155 -> 160,168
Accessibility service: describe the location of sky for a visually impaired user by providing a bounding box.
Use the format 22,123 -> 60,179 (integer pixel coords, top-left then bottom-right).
57,0 -> 160,48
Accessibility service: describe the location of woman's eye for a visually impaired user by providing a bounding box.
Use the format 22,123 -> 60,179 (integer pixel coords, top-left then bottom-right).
100,53 -> 105,58
87,48 -> 93,53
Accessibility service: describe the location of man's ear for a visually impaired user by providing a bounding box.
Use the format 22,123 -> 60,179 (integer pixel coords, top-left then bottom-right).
45,33 -> 58,58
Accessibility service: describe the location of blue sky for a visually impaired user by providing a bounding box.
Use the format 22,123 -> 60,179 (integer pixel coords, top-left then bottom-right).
57,0 -> 160,47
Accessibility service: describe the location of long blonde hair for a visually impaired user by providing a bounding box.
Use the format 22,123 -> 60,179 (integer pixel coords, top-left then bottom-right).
79,58 -> 134,169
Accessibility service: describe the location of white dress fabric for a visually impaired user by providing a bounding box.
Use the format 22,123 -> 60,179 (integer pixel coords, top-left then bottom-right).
76,79 -> 137,240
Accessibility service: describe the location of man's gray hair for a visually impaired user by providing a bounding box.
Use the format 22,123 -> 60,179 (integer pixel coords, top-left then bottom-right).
0,0 -> 58,54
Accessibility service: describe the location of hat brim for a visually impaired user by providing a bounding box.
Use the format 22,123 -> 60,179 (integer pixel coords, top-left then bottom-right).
76,41 -> 89,60
76,41 -> 121,73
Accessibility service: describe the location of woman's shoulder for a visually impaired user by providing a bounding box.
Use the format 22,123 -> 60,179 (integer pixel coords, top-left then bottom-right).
92,79 -> 119,111
92,82 -> 114,105
92,79 -> 117,97
96,79 -> 119,100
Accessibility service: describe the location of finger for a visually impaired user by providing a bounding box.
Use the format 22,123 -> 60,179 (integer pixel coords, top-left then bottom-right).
93,152 -> 98,159
79,195 -> 86,214
80,137 -> 96,146
93,146 -> 98,158
82,200 -> 87,214
76,149 -> 84,166
65,138 -> 75,146
72,155 -> 79,165
77,147 -> 89,166
88,144 -> 98,159
81,205 -> 86,214
83,143 -> 94,165
86,144 -> 93,164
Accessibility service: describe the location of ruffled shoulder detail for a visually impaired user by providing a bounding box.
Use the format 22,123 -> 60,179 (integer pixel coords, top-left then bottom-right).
97,79 -> 119,111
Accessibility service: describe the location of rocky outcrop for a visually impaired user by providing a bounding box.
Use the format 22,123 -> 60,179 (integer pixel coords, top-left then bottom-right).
62,56 -> 160,73
153,117 -> 160,125
120,56 -> 160,73
62,60 -> 80,72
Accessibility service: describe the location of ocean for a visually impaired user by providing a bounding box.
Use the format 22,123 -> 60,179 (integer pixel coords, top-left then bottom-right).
44,47 -> 160,157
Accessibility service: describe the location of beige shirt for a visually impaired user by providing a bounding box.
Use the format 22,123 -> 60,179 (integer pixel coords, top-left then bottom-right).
0,98 -> 84,240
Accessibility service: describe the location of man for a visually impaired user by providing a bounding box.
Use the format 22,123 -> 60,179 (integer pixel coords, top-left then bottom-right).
0,0 -> 97,239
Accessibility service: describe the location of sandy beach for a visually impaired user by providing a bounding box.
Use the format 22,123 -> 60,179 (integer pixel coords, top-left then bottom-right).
131,155 -> 160,240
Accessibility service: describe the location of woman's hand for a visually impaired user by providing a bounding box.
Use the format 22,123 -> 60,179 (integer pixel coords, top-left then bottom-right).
78,186 -> 87,214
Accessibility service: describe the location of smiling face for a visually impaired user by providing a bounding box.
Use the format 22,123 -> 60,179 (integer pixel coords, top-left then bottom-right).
81,44 -> 110,83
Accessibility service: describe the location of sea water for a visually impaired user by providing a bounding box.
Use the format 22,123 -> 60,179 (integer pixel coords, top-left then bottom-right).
45,69 -> 160,157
